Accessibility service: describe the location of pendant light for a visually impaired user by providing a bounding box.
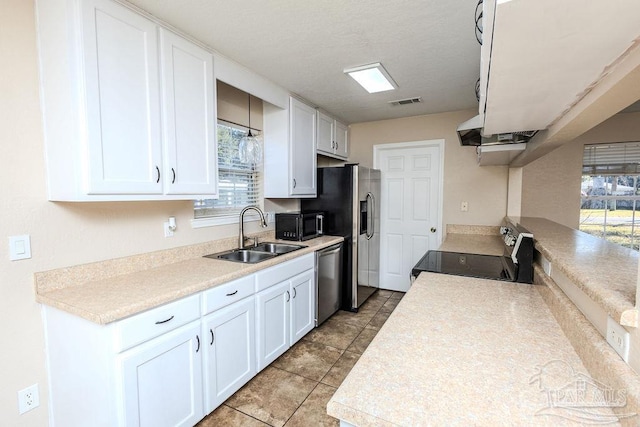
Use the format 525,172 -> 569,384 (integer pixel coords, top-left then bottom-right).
238,94 -> 262,164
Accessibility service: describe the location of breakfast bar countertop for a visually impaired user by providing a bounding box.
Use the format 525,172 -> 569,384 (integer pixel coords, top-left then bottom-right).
327,272 -> 617,426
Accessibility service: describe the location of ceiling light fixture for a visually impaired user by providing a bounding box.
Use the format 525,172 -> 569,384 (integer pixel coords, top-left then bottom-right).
344,62 -> 398,93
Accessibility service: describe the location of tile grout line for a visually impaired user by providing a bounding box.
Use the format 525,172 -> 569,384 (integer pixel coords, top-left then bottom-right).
221,403 -> 272,426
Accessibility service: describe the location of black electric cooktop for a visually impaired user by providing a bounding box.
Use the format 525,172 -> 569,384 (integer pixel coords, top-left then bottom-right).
411,250 -> 515,282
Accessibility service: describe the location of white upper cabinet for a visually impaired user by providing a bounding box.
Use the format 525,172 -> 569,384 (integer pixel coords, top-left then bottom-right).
263,96 -> 317,198
160,29 -> 218,196
36,0 -> 218,201
316,110 -> 348,160
290,98 -> 317,195
83,0 -> 163,196
316,111 -> 335,154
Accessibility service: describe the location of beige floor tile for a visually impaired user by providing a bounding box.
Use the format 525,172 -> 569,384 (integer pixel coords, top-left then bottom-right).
320,351 -> 361,388
284,383 -> 339,427
380,297 -> 400,313
225,367 -> 317,427
376,289 -> 394,298
358,294 -> 387,311
368,310 -> 392,329
197,404 -> 269,426
346,326 -> 379,354
389,291 -> 405,300
272,339 -> 343,381
328,308 -> 376,328
303,318 -> 362,350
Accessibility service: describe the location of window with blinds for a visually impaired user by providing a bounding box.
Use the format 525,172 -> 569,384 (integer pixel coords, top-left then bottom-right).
194,121 -> 261,218
583,141 -> 640,175
580,141 -> 640,251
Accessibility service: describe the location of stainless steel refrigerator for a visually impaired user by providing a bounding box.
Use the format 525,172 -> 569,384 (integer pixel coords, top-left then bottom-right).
301,164 -> 381,311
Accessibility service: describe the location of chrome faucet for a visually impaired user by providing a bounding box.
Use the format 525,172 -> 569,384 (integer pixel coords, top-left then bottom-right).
239,206 -> 268,249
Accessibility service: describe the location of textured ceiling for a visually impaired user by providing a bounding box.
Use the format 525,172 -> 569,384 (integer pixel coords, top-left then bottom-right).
126,0 -> 481,124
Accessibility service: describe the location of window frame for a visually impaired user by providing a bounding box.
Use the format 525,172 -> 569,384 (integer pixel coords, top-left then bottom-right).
192,120 -> 263,227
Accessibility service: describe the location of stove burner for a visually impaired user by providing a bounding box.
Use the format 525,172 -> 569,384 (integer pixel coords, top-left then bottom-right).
411,251 -> 515,282
411,220 -> 534,284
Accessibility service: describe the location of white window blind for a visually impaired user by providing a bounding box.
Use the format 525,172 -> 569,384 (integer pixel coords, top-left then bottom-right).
583,142 -> 640,176
194,121 -> 261,218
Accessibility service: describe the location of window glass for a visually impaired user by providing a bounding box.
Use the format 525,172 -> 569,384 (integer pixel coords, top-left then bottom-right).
194,121 -> 261,218
580,142 -> 640,250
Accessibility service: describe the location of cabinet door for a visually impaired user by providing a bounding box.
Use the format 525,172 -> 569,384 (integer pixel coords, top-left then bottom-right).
290,269 -> 316,345
255,281 -> 290,371
203,297 -> 256,413
335,120 -> 349,159
316,111 -> 335,155
160,29 -> 218,196
82,0 -> 163,195
289,98 -> 317,196
119,321 -> 203,427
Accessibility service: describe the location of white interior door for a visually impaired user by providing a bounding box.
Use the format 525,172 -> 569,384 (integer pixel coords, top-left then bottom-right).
374,141 -> 443,291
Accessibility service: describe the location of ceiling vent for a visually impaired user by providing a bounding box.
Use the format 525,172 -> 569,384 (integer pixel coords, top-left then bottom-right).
389,97 -> 423,106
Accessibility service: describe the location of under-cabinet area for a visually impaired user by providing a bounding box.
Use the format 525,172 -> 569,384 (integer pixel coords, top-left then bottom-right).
38,237 -> 341,427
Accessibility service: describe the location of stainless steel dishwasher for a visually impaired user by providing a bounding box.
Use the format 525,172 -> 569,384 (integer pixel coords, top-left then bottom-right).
315,243 -> 343,326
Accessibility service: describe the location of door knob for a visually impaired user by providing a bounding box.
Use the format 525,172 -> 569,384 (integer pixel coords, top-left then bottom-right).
430,227 -> 437,233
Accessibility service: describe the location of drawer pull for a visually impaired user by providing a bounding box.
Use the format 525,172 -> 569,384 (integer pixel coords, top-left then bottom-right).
155,315 -> 174,325
210,329 -> 214,345
196,335 -> 200,353
226,290 -> 238,296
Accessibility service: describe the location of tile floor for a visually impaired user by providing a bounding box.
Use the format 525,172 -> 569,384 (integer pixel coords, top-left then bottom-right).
196,289 -> 405,427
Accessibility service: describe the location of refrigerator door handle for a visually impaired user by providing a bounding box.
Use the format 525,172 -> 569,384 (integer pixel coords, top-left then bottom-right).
366,192 -> 374,240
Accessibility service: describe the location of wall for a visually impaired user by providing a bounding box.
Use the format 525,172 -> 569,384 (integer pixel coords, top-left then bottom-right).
349,110 -> 509,227
520,140 -> 584,228
0,2 -> 287,424
517,110 -> 640,229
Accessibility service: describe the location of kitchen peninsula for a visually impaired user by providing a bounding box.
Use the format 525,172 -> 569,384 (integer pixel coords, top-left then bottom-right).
328,217 -> 640,426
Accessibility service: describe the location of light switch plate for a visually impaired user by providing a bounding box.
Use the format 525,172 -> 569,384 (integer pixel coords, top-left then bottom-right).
9,235 -> 31,261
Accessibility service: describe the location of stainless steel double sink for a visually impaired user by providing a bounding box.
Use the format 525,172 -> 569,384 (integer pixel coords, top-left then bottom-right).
204,242 -> 305,264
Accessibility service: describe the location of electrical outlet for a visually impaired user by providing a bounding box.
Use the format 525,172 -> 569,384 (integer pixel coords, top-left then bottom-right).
461,201 -> 468,212
18,384 -> 39,414
163,221 -> 174,237
606,316 -> 630,362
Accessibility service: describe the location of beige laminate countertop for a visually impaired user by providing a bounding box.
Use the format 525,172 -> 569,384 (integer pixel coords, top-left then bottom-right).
510,217 -> 638,327
328,272 -> 617,426
36,236 -> 343,324
438,233 -> 504,256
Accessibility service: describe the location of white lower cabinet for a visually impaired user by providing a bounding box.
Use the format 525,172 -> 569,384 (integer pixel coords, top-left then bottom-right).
256,254 -> 316,370
202,296 -> 256,413
256,281 -> 291,370
290,269 -> 315,344
43,253 -> 317,426
119,322 -> 204,427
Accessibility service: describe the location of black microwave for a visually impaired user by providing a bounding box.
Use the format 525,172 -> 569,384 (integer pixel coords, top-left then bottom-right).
275,212 -> 323,241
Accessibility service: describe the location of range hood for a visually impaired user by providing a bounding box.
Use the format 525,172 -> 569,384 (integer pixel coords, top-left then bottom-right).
457,115 -> 538,146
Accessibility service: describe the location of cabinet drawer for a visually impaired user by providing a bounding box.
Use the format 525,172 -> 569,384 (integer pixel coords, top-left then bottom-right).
202,275 -> 255,314
114,294 -> 201,352
255,253 -> 315,292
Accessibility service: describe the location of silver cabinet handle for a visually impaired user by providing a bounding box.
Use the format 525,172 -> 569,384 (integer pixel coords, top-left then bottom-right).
430,227 -> 437,233
226,290 -> 238,296
196,335 -> 200,353
286,290 -> 290,302
155,166 -> 160,183
171,168 -> 176,184
293,179 -> 297,188
293,288 -> 297,298
210,329 -> 214,345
